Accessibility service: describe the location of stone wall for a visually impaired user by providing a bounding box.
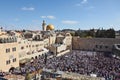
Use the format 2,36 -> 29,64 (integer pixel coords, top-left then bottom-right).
72,37 -> 120,52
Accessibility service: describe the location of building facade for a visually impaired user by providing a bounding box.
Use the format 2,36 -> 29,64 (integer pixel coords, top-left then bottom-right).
0,31 -> 19,72
0,21 -> 72,72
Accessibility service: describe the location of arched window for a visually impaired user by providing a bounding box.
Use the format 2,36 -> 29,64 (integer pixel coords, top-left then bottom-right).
14,37 -> 17,42
7,38 -> 9,43
4,38 -> 7,43
1,38 -> 4,43
9,37 -> 12,43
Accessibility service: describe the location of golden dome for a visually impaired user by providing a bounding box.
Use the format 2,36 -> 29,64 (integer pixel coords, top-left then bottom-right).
46,24 -> 54,30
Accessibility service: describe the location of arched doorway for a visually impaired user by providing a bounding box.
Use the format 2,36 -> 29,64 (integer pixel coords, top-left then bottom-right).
9,67 -> 15,73
35,56 -> 37,59
31,57 -> 34,59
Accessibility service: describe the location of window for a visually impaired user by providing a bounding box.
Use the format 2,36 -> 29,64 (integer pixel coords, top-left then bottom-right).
105,46 -> 108,49
36,45 -> 39,47
99,45 -> 102,49
6,60 -> 10,65
13,58 -> 16,62
40,44 -> 43,46
12,47 -> 16,52
21,46 -> 24,49
6,61 -> 9,65
9,60 -> 10,64
6,48 -> 10,53
95,45 -> 98,48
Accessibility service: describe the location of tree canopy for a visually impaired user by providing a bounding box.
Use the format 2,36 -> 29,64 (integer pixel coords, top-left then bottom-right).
74,28 -> 115,38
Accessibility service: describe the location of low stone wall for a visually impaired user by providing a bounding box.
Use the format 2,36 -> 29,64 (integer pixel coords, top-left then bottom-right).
62,72 -> 104,80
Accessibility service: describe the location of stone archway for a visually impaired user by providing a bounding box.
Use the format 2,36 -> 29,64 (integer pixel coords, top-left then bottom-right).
9,67 -> 15,73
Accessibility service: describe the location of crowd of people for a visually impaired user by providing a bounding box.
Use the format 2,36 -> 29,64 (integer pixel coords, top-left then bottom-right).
0,71 -> 9,77
19,50 -> 120,80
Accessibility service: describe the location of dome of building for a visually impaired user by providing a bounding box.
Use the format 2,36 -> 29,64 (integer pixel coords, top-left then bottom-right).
46,24 -> 54,30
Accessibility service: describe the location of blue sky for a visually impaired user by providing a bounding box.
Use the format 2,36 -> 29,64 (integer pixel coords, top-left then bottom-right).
0,0 -> 120,30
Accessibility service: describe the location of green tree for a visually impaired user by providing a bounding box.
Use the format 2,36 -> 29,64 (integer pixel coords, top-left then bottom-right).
95,28 -> 115,38
70,32 -> 75,36
86,29 -> 95,37
105,28 -> 115,38
75,28 -> 81,36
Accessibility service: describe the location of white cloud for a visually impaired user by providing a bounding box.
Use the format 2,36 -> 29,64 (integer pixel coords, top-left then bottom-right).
62,20 -> 79,25
40,15 -> 56,19
41,16 -> 46,18
47,16 -> 56,19
21,7 -> 35,11
81,0 -> 88,4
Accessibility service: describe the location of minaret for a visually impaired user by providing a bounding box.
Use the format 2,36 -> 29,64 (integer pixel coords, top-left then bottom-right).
42,20 -> 46,31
